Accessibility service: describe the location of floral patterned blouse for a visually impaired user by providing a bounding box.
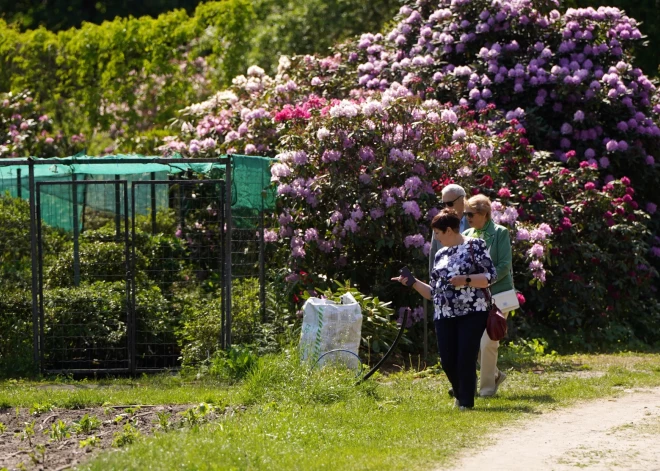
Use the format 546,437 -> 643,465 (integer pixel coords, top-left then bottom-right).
430,238 -> 497,320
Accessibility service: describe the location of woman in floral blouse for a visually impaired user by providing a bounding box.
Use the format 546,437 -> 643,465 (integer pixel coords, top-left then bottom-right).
393,209 -> 496,409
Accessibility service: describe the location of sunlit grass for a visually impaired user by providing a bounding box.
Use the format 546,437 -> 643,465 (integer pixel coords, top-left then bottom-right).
68,352 -> 660,471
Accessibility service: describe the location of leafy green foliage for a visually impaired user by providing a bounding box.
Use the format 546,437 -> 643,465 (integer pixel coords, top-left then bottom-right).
0,1 -> 204,31
79,435 -> 101,449
72,414 -> 102,435
47,419 -> 70,442
29,402 -> 53,415
0,290 -> 35,377
176,277 -> 265,366
209,345 -> 258,380
112,424 -> 140,448
247,0 -> 400,74
0,194 -> 69,288
0,1 -> 255,152
15,420 -> 35,446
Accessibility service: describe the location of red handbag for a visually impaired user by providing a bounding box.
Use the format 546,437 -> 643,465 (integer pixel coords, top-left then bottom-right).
467,241 -> 508,341
483,288 -> 508,341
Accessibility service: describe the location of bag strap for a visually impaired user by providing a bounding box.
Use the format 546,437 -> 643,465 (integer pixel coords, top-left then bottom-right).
467,238 -> 493,303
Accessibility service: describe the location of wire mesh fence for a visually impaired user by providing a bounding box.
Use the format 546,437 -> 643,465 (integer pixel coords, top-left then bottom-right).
131,179 -> 226,371
0,155 -> 274,374
37,180 -> 131,373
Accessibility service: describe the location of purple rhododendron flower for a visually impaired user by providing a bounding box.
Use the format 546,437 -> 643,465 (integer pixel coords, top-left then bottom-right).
528,243 -> 544,258
402,201 -> 422,219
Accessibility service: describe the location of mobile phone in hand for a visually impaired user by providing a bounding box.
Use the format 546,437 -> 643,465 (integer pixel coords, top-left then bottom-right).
399,266 -> 416,287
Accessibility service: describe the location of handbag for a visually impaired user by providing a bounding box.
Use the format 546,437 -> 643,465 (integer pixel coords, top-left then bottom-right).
467,241 -> 508,341
492,289 -> 519,313
483,288 -> 508,341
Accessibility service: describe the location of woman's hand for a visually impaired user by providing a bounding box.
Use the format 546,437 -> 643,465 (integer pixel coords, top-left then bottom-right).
391,276 -> 412,286
392,276 -> 432,300
449,275 -> 466,287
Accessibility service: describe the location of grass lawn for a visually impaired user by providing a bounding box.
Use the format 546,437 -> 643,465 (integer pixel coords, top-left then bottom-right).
2,352 -> 660,470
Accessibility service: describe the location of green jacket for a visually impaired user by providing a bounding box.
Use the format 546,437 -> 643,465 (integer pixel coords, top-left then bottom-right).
463,219 -> 514,295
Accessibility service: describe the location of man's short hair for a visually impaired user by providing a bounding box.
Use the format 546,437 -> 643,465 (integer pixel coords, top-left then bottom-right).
441,184 -> 466,198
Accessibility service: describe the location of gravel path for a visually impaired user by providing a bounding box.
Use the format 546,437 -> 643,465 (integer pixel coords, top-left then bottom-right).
439,387 -> 660,471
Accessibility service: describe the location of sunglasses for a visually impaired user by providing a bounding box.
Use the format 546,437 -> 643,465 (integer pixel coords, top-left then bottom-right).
439,195 -> 463,208
465,211 -> 480,218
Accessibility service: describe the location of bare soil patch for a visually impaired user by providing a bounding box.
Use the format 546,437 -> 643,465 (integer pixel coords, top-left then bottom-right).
0,403 -> 238,470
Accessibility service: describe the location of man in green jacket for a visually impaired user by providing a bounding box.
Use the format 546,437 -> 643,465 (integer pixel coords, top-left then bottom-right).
463,194 -> 514,397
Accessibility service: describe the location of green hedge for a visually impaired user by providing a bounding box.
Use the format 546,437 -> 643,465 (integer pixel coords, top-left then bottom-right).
0,0 -> 254,133
0,290 -> 35,377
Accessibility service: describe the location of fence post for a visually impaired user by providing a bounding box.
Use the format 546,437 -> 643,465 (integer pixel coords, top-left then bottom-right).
28,161 -> 40,370
72,174 -> 80,286
115,175 -> 121,239
224,156 -> 233,349
36,185 -> 45,372
150,172 -> 157,235
127,182 -> 135,374
17,169 -> 22,199
259,170 -> 266,323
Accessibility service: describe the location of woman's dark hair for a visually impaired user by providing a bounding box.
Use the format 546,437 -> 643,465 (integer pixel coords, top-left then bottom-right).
431,208 -> 461,232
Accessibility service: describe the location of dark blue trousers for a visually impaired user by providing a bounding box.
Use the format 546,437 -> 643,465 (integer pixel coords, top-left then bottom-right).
434,311 -> 488,408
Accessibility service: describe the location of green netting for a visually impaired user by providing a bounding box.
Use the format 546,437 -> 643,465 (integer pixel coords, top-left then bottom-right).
0,154 -> 276,232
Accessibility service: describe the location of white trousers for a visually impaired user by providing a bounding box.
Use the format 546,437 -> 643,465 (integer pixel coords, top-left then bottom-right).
477,308 -> 512,396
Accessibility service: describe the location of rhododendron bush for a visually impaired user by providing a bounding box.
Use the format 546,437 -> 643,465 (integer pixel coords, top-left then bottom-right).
353,0 -> 660,201
0,91 -> 85,158
161,0 -> 660,350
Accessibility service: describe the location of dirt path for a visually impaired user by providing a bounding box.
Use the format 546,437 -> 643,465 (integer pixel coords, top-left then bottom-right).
440,387 -> 660,471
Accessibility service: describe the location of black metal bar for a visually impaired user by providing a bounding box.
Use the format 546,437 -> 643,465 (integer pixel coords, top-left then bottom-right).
72,174 -> 80,287
0,157 -> 231,166
43,368 -> 133,375
259,191 -> 266,323
219,181 -> 225,350
80,176 -> 88,233
150,172 -> 157,235
16,168 -> 22,199
224,156 -> 233,349
178,183 -> 185,238
36,186 -> 45,372
127,182 -> 135,375
115,175 -> 121,240
26,180 -> 125,186
28,162 -> 40,370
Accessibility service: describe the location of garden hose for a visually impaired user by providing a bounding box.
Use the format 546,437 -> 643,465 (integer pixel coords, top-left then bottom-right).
357,308 -> 408,385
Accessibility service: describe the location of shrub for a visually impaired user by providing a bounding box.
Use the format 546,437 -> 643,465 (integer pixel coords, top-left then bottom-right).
0,90 -> 84,158
0,194 -> 70,288
43,281 -> 172,364
0,290 -> 36,377
162,0 -> 660,350
0,1 -> 255,153
208,344 -> 258,380
45,240 -> 142,288
176,277 -> 264,366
